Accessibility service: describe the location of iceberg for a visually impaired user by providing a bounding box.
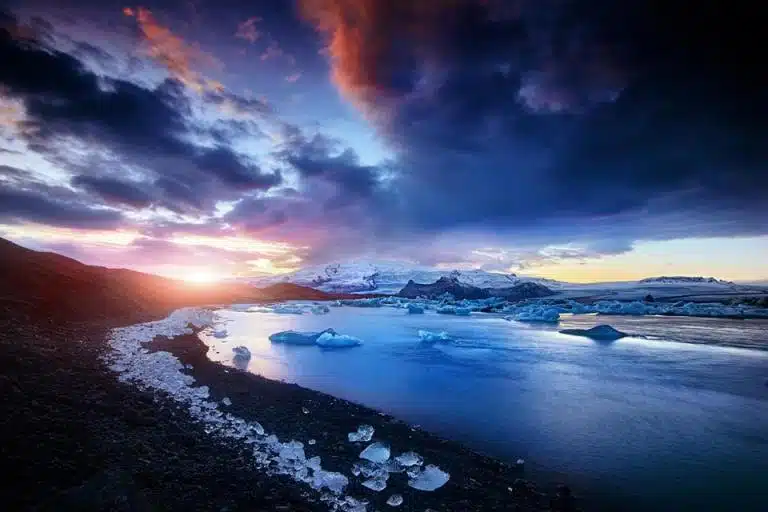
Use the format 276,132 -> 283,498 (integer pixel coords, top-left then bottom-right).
348,424 -> 375,442
407,464 -> 450,491
315,331 -> 363,348
311,304 -> 331,315
232,346 -> 251,360
417,330 -> 452,343
272,304 -> 306,315
560,324 -> 629,341
229,303 -> 255,312
509,305 -> 561,323
406,303 -> 425,314
269,329 -> 335,346
360,442 -> 390,463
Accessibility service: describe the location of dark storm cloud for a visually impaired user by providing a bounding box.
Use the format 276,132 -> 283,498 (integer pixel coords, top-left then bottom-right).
276,125 -> 384,204
71,175 -> 154,208
0,181 -> 123,229
0,11 -> 281,217
301,0 -> 768,241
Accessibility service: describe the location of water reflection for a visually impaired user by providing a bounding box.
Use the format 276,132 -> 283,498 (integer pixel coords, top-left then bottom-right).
200,306 -> 768,512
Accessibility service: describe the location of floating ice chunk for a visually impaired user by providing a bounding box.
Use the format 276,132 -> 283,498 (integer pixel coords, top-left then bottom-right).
251,421 -> 265,436
273,304 -> 306,315
221,397 -> 232,406
516,458 -> 525,466
386,494 -> 404,507
232,346 -> 251,360
406,304 -> 425,314
270,328 -> 336,346
212,329 -> 228,339
407,464 -> 450,491
512,306 -> 560,323
248,306 -> 274,313
362,477 -> 387,492
312,304 -> 331,315
395,451 -> 424,467
230,303 -> 255,312
360,442 -> 390,463
560,324 -> 628,341
418,330 -> 452,343
310,470 -> 349,494
308,439 -> 316,445
348,424 -> 375,442
316,331 -> 363,348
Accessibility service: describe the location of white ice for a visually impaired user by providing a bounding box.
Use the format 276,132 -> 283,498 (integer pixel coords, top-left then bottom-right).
417,330 -> 452,343
406,304 -> 425,314
360,442 -> 390,463
269,329 -> 333,346
394,452 -> 424,467
386,494 -> 404,507
361,477 -> 387,492
407,464 -> 450,491
348,424 -> 375,443
315,331 -> 363,348
312,304 -> 331,315
507,305 -> 561,323
104,308 -> 364,511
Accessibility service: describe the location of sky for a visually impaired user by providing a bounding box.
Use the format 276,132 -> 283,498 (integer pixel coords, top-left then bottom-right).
0,0 -> 766,283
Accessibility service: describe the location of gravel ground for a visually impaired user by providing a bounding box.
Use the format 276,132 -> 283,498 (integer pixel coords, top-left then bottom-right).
0,305 -> 578,511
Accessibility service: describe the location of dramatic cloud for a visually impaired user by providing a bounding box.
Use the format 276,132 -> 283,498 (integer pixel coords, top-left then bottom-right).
0,12 -> 281,218
301,0 -> 768,244
0,180 -> 122,229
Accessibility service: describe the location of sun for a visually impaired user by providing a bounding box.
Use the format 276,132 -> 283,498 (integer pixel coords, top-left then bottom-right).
183,270 -> 220,284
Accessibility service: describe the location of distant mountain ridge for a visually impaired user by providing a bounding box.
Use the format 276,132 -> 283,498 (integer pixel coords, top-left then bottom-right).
638,276 -> 735,285
251,261 -> 544,294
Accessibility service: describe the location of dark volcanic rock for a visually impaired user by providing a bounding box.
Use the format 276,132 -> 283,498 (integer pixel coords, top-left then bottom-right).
488,282 -> 555,301
398,276 -> 489,300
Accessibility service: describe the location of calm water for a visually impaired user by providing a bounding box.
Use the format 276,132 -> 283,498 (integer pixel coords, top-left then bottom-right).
203,306 -> 768,511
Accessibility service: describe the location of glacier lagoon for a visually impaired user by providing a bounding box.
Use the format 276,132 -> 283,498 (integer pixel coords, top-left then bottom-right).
202,305 -> 768,511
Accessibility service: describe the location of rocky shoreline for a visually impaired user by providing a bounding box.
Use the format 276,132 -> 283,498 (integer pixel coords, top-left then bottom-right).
0,304 -> 577,511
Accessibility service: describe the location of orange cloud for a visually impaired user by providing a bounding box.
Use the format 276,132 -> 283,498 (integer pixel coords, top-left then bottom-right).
298,0 -> 441,105
124,6 -> 221,93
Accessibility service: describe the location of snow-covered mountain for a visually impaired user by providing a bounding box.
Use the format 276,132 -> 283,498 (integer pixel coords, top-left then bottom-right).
248,261 -> 753,300
638,276 -> 735,286
250,261 -> 540,294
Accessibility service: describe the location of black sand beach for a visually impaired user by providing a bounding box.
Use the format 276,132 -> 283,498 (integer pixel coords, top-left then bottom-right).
0,302 -> 576,511
0,238 -> 576,511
